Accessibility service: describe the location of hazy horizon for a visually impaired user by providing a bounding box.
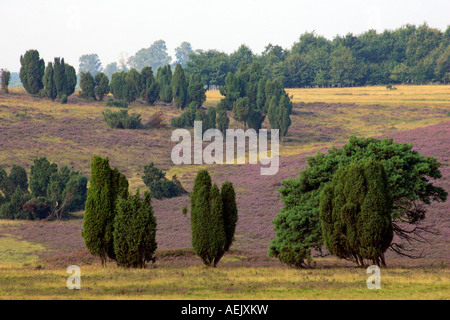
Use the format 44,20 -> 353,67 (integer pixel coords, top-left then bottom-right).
1,0 -> 449,72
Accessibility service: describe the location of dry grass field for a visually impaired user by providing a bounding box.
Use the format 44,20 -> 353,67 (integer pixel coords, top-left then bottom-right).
0,85 -> 449,299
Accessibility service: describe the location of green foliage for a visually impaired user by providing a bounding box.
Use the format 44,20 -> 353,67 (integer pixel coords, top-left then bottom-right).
0,165 -> 28,201
102,109 -> 142,129
267,94 -> 292,137
220,72 -> 241,110
50,57 -> 76,100
30,157 -> 58,198
269,136 -> 448,267
0,186 -> 31,220
8,165 -> 28,194
184,25 -> 447,87
187,74 -> 206,108
232,97 -> 250,129
142,162 -> 187,200
140,66 -> 159,105
172,64 -> 188,109
110,71 -> 128,101
82,156 -> 129,266
45,165 -> 87,219
0,161 -> 86,220
319,160 -> 393,267
113,190 -> 157,268
94,72 -> 110,101
221,181 -> 238,252
60,94 -> 68,104
185,50 -> 230,87
1,69 -> 11,93
171,102 -> 197,128
64,64 -> 77,97
53,58 -> 66,98
79,72 -> 96,100
205,106 -> 217,132
190,170 -> 238,267
43,63 -> 57,100
105,98 -> 128,108
156,65 -> 173,103
215,101 -> 229,132
19,49 -> 45,95
125,68 -> 142,103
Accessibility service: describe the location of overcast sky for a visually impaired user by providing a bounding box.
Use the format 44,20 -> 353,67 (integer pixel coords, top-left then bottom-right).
1,0 -> 449,72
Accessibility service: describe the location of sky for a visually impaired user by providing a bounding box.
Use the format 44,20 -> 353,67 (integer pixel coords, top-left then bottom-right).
1,0 -> 449,72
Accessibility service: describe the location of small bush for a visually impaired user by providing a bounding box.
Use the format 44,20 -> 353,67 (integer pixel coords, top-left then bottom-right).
142,163 -> 187,199
102,109 -> 142,129
60,94 -> 68,104
105,97 -> 128,108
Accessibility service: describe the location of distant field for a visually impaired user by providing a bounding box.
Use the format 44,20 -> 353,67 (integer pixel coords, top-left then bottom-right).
0,86 -> 449,299
206,85 -> 450,107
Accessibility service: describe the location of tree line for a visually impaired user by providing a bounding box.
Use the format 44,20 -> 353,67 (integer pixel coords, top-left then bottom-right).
186,24 -> 449,87
74,25 -> 450,89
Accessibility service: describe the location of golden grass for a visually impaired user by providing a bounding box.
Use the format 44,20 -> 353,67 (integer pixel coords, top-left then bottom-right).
207,85 -> 450,107
0,234 -> 47,264
0,262 -> 448,299
286,85 -> 450,108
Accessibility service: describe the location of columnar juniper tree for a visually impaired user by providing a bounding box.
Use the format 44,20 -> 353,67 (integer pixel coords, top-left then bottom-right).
43,63 -> 57,100
319,159 -> 394,267
190,170 -> 238,267
79,72 -> 96,100
141,66 -> 159,105
1,69 -> 11,94
172,64 -> 188,109
113,190 -> 157,268
94,72 -> 110,101
82,156 -> 128,266
220,181 -> 238,256
19,49 -> 45,95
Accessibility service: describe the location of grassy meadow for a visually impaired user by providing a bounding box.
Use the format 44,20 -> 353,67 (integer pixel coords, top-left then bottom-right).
0,85 -> 449,299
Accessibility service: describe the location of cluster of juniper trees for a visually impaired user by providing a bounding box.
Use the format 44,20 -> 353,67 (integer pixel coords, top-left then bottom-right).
82,156 -> 238,268
0,158 -> 87,220
18,50 -> 77,103
81,136 -> 446,269
14,49 -> 294,136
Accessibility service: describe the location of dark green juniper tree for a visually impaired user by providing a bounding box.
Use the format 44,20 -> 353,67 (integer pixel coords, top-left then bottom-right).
1,69 -> 11,93
94,72 -> 110,101
190,170 -> 238,267
140,66 -> 159,105
19,49 -> 45,95
156,65 -> 173,103
187,74 -> 206,108
79,72 -> 96,100
113,190 -> 157,268
43,63 -> 57,100
172,64 -> 188,109
319,159 -> 394,267
82,156 -> 128,266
